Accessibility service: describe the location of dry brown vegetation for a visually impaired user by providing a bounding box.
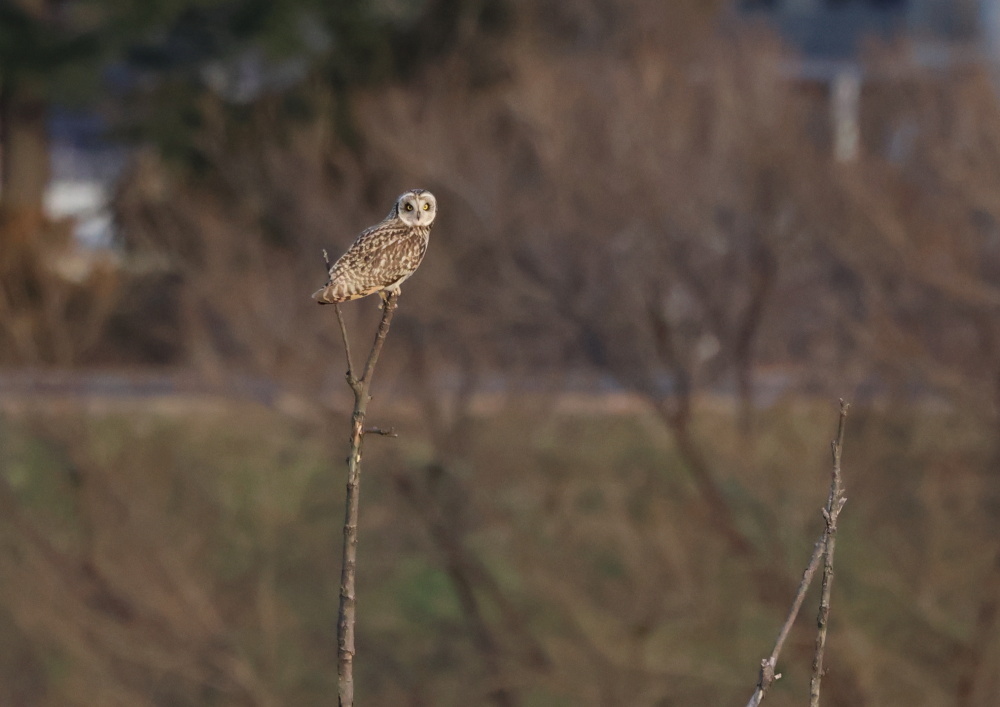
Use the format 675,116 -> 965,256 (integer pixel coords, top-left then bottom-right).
2,1 -> 1000,704
1,396 -> 996,706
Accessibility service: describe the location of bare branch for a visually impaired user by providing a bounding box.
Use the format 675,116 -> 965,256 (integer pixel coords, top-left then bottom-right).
334,289 -> 401,707
745,400 -> 850,707
358,294 -> 398,386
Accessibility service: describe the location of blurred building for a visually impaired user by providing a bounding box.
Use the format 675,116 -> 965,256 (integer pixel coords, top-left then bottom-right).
46,110 -> 126,251
740,0 -> 983,56
739,0 -> 997,160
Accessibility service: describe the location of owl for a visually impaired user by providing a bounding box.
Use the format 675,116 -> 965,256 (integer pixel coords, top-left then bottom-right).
314,189 -> 437,304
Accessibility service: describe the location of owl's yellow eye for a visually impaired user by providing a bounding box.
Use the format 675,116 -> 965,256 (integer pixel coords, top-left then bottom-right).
405,203 -> 414,211
422,203 -> 430,211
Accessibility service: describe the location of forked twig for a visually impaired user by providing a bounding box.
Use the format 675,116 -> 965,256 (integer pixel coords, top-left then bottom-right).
744,400 -> 849,707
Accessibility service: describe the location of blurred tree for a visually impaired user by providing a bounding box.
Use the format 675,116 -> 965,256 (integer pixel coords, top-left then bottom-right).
110,0 -> 512,164
0,0 -> 100,279
0,0 -> 505,244
0,0 -> 107,363
0,0 -> 508,363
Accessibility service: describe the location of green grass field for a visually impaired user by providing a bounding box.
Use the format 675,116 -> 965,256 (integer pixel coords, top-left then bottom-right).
0,395 -> 996,705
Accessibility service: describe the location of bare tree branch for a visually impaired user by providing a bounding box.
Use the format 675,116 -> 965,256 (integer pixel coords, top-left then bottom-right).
745,400 -> 850,707
809,399 -> 850,706
335,290 -> 400,707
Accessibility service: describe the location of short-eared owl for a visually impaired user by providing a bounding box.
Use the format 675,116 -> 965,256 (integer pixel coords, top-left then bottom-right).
314,189 -> 437,304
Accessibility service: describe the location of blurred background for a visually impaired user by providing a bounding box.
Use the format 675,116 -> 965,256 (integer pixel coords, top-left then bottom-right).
1,0 -> 1000,704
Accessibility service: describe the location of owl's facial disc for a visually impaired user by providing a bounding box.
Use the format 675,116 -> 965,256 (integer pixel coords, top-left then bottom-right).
397,190 -> 437,226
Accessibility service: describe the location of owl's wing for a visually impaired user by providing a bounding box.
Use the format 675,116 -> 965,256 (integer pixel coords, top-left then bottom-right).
329,223 -> 414,279
315,222 -> 425,303
350,221 -> 412,256
373,230 -> 428,280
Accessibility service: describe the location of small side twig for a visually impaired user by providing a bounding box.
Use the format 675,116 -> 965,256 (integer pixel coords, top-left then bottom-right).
334,289 -> 400,707
324,249 -> 355,378
334,304 -> 355,379
809,399 -> 849,706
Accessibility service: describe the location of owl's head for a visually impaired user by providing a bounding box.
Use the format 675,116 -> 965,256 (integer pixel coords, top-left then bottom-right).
395,189 -> 437,228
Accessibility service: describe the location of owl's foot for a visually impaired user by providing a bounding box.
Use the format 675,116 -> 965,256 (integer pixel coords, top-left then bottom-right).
379,288 -> 400,310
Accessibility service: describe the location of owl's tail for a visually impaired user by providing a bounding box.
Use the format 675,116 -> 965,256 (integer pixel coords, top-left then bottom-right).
314,279 -> 372,304
313,282 -> 344,304
313,285 -> 337,305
